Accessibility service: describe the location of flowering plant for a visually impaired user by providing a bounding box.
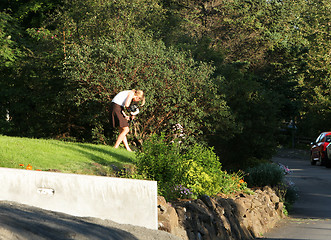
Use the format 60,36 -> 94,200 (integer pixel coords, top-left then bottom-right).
19,164 -> 41,171
173,185 -> 196,199
277,162 -> 292,175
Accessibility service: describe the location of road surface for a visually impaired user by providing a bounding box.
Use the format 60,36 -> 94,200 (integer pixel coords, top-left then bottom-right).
0,200 -> 181,240
260,148 -> 331,240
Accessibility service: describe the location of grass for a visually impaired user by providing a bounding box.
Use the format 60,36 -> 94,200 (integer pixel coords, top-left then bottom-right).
0,135 -> 136,176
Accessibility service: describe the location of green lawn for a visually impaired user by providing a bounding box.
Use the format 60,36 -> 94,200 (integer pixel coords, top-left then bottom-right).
0,135 -> 136,176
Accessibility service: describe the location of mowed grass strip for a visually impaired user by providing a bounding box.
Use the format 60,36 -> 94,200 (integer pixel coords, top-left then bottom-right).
0,135 -> 136,175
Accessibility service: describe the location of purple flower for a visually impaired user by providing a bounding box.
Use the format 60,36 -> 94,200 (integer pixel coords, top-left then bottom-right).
174,185 -> 194,198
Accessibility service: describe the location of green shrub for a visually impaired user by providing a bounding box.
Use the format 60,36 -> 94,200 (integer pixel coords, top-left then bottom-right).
179,144 -> 224,197
274,179 -> 298,214
135,134 -> 181,198
135,134 -> 248,200
284,184 -> 298,211
245,163 -> 284,188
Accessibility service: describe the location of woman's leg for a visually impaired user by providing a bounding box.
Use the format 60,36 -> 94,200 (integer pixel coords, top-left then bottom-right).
114,126 -> 131,151
122,135 -> 132,152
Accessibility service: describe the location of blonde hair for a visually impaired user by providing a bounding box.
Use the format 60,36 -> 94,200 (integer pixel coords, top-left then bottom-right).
135,90 -> 145,106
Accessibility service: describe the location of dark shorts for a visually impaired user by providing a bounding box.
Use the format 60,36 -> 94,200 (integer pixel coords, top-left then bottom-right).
110,102 -> 129,128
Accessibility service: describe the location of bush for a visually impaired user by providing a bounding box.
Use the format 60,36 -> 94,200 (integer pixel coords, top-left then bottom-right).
245,163 -> 284,188
179,144 -> 224,197
274,179 -> 298,215
135,133 -> 181,198
135,134 -> 248,200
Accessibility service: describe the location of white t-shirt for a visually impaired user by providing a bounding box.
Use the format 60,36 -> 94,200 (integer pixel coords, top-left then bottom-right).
111,90 -> 131,107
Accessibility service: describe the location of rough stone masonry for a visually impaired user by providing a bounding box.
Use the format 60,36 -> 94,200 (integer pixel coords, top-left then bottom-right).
158,186 -> 285,240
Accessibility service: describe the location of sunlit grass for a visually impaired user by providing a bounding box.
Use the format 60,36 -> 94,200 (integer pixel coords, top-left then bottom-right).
0,135 -> 136,176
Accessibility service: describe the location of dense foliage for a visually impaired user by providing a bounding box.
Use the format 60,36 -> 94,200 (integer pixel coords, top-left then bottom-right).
1,0 -> 330,166
245,162 -> 298,213
245,163 -> 284,188
63,32 -> 232,144
135,134 -> 247,200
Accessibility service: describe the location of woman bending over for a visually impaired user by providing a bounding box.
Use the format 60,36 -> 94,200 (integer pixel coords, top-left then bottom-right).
110,89 -> 145,151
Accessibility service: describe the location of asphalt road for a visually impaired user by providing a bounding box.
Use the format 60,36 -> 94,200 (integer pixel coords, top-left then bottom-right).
260,149 -> 331,240
0,201 -> 181,240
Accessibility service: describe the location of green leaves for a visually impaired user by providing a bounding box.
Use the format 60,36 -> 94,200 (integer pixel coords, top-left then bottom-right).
63,28 -> 233,143
1,0 -> 329,163
0,12 -> 22,68
245,163 -> 284,188
135,134 -> 247,200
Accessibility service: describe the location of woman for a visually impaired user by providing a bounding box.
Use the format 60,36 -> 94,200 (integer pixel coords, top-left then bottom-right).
110,89 -> 145,151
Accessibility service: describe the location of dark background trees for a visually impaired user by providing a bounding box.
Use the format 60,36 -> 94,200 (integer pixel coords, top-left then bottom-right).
1,0 -> 330,167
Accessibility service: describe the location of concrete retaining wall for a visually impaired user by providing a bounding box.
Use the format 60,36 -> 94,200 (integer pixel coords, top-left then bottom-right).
0,167 -> 157,229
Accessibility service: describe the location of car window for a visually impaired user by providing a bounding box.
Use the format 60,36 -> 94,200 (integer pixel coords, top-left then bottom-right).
316,135 -> 321,142
316,133 -> 324,143
326,136 -> 331,143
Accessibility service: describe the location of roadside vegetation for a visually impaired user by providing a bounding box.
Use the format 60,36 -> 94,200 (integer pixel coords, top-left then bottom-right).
245,162 -> 298,215
134,134 -> 249,200
0,0 -> 327,210
1,134 -> 297,216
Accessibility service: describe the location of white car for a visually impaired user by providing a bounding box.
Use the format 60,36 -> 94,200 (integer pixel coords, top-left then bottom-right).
327,143 -> 331,160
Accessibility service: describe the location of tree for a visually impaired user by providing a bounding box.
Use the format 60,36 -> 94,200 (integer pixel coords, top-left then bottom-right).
0,12 -> 23,132
295,0 -> 331,136
1,0 -> 329,163
63,30 -> 235,144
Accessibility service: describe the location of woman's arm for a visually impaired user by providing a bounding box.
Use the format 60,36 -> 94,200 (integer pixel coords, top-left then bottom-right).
124,90 -> 135,108
121,110 -> 130,120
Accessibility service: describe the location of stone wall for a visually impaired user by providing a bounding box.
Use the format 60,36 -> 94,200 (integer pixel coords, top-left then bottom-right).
158,186 -> 285,240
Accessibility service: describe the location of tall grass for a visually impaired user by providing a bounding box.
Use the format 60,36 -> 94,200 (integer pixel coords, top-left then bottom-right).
0,135 -> 136,176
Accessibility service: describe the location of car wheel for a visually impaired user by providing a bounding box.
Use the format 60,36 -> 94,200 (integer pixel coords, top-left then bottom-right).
325,157 -> 331,168
318,154 -> 325,166
311,154 -> 316,165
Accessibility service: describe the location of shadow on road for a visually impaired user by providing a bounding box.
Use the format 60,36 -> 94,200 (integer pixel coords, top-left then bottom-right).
257,238 -> 303,240
256,238 -> 302,240
0,202 -> 139,240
